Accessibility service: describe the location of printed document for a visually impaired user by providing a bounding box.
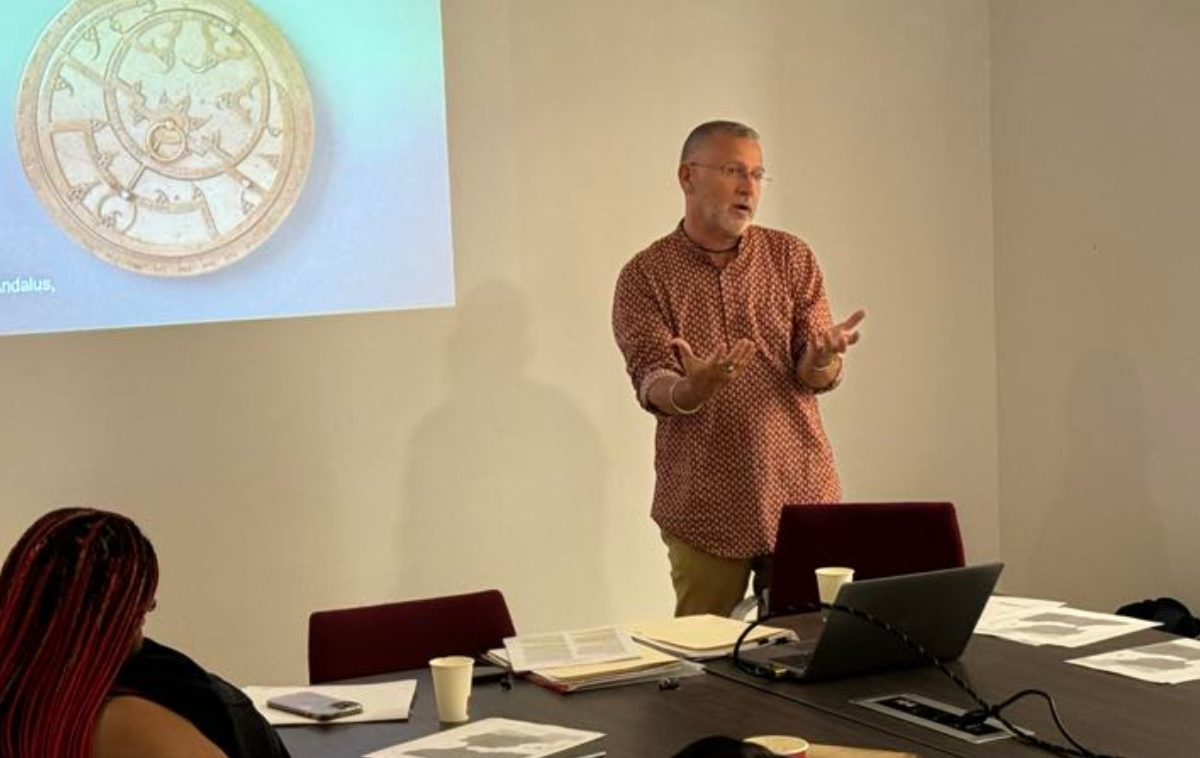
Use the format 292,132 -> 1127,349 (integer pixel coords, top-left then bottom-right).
366,717 -> 603,758
975,596 -> 1066,630
1067,638 -> 1200,684
504,626 -> 640,672
976,606 -> 1160,648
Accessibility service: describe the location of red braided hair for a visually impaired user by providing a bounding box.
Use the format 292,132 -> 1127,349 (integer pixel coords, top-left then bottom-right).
0,508 -> 158,758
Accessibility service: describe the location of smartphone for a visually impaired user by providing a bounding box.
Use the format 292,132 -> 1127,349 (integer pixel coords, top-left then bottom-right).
266,691 -> 363,721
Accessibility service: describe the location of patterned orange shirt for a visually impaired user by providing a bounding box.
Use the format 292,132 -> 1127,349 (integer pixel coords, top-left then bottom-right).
613,223 -> 843,558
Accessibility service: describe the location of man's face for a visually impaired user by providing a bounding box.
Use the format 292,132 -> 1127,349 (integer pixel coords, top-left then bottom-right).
681,134 -> 764,241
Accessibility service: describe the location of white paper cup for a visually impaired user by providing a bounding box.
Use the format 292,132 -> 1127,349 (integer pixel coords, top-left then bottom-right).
429,655 -> 474,723
745,734 -> 810,756
815,566 -> 855,610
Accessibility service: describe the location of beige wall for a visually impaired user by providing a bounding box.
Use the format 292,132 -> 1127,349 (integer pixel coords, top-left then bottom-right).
992,0 -> 1200,612
0,0 -> 997,684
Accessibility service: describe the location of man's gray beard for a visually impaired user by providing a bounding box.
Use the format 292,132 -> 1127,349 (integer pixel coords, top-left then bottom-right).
706,207 -> 751,239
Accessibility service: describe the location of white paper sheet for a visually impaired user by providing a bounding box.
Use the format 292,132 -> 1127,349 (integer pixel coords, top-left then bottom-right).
242,680 -> 416,725
975,596 -> 1066,630
503,626 -> 639,672
976,606 -> 1160,648
366,717 -> 603,758
1067,638 -> 1200,684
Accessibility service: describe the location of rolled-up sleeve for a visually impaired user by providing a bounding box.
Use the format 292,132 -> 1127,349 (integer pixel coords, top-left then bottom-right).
613,259 -> 680,412
789,243 -> 841,394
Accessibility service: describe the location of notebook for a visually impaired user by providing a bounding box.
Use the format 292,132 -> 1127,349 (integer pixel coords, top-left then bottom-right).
627,614 -> 797,660
738,563 -> 1003,682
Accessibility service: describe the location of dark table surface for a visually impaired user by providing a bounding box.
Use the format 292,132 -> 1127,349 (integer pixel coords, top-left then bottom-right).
279,617 -> 1195,758
708,614 -> 1199,758
277,665 -> 962,758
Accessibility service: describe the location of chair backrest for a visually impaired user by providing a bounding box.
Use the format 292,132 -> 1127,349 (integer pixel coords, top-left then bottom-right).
767,502 -> 965,615
308,589 -> 516,684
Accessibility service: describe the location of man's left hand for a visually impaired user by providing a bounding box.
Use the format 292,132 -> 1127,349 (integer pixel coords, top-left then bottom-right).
799,309 -> 866,386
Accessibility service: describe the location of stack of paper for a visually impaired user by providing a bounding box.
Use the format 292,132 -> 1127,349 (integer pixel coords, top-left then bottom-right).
626,614 -> 798,660
487,642 -> 701,693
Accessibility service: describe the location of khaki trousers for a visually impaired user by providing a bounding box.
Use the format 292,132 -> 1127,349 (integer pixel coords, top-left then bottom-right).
661,529 -> 773,617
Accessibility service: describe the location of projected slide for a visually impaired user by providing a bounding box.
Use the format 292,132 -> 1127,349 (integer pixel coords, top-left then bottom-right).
2,0 -> 454,336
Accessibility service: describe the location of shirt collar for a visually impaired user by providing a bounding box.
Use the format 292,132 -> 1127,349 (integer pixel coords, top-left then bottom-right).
674,220 -> 751,256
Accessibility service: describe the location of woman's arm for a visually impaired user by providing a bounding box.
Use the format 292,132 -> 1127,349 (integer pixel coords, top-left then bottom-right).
94,695 -> 230,758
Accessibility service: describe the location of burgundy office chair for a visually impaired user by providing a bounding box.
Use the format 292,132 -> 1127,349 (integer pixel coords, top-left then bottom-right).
308,589 -> 516,684
767,502 -> 965,615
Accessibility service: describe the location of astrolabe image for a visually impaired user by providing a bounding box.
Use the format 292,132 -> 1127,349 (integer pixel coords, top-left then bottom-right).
16,0 -> 314,276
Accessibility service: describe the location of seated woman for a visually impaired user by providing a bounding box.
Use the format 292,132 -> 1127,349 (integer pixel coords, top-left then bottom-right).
0,507 -> 289,758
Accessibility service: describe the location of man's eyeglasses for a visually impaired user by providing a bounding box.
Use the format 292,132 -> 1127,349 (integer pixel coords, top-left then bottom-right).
687,162 -> 771,184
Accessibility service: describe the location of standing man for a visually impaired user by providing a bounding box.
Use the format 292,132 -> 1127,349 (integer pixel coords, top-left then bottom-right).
612,121 -> 865,617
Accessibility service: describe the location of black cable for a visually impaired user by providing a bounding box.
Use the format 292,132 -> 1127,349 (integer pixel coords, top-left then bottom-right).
962,689 -> 1094,755
730,602 -> 1130,758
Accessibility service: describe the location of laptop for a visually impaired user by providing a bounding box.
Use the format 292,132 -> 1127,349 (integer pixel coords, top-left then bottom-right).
738,563 -> 1003,682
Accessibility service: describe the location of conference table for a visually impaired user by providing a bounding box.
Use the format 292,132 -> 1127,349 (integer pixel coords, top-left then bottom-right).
278,663 -> 949,758
279,615 -> 1200,758
707,615 -> 1200,758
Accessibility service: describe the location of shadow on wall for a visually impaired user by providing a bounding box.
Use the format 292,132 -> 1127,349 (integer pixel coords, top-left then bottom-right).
1026,350 -> 1169,610
396,281 -> 612,631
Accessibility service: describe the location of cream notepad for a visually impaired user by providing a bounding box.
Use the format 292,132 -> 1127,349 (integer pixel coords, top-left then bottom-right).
628,614 -> 795,653
536,642 -> 680,682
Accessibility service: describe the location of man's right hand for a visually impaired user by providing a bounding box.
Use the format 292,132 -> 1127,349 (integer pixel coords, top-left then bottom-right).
654,337 -> 755,414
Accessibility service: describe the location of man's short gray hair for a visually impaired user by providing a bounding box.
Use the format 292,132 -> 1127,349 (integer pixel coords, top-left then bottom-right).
680,121 -> 760,163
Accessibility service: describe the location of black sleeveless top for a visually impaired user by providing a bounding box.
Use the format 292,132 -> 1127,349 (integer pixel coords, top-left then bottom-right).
113,638 -> 291,758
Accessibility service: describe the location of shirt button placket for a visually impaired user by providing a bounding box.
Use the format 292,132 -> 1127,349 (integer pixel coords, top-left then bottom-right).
717,267 -> 733,343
